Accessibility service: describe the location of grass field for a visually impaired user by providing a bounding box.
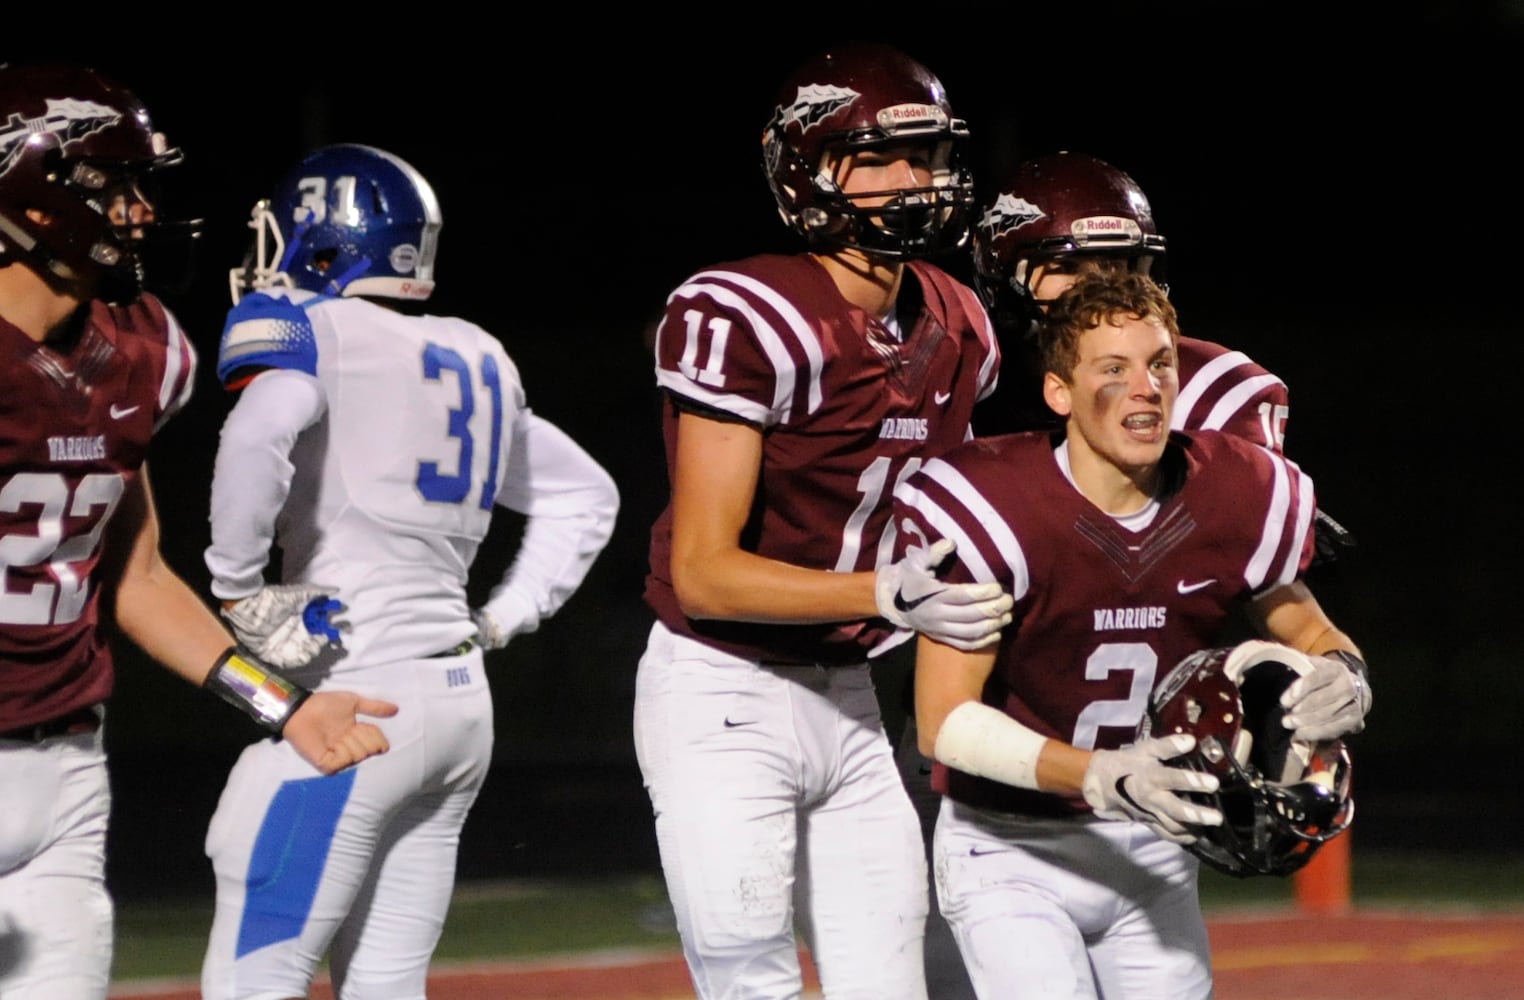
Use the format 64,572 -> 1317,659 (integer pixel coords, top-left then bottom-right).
112,849 -> 1524,985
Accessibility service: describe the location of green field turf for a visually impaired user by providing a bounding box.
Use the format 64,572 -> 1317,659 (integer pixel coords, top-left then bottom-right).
111,850 -> 1524,984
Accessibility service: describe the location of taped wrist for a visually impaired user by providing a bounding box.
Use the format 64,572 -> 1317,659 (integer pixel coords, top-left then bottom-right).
932,701 -> 1048,791
205,646 -> 312,736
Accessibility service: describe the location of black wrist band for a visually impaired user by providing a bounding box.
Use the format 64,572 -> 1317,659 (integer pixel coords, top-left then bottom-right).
1322,649 -> 1368,680
204,646 -> 312,736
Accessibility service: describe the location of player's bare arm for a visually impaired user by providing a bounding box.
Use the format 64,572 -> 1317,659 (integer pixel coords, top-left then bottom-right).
1248,580 -> 1372,739
1247,579 -> 1362,662
669,411 -> 879,623
103,464 -> 397,774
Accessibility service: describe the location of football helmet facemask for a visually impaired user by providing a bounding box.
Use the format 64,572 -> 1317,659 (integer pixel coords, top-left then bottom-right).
0,63 -> 198,305
1139,640 -> 1354,878
231,143 -> 440,304
762,41 -> 974,260
973,151 -> 1167,336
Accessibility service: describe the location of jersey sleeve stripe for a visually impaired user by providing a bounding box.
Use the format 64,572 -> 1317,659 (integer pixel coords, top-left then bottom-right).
660,277 -> 796,423
951,280 -> 1002,401
1244,449 -> 1292,590
653,367 -> 773,424
1175,349 -> 1257,418
1244,449 -> 1313,591
1196,372 -> 1288,434
689,269 -> 827,418
903,458 -> 1030,598
1280,461 -> 1317,583
154,309 -> 197,432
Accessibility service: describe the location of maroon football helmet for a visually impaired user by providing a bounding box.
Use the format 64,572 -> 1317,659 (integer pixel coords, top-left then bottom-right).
761,42 -> 974,259
973,151 -> 1167,334
1139,640 -> 1354,878
0,64 -> 196,303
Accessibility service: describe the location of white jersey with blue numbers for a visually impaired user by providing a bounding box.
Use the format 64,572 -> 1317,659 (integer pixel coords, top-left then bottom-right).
206,290 -> 525,673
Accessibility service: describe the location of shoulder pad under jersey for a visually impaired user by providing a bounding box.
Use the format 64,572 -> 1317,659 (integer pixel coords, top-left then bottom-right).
216,291 -> 322,386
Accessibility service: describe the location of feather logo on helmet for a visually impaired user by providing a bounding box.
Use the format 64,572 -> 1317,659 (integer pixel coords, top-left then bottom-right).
978,194 -> 1046,239
0,98 -> 122,178
776,84 -> 861,133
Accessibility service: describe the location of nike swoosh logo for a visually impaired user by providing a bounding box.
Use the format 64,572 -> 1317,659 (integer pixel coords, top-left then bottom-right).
1176,578 -> 1215,595
894,592 -> 932,613
968,846 -> 1006,857
109,404 -> 140,420
934,390 -> 952,405
723,718 -> 756,728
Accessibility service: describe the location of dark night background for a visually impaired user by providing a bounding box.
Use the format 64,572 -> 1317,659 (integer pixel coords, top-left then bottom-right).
17,2 -> 1521,901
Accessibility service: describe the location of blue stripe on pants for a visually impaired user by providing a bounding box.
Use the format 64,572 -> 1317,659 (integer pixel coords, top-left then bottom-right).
236,769 -> 357,957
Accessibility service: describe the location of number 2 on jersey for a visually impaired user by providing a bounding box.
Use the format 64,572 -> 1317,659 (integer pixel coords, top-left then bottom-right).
415,343 -> 504,511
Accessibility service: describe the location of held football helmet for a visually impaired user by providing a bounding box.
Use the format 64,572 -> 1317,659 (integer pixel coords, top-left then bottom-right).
761,41 -> 975,259
0,63 -> 198,304
973,151 -> 1167,335
230,143 -> 440,304
1139,640 -> 1354,878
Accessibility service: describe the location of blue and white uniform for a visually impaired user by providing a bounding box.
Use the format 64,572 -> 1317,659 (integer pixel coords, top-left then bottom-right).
201,289 -> 618,999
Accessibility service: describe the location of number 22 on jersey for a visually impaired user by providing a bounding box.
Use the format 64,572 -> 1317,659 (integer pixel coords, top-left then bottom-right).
0,472 -> 125,626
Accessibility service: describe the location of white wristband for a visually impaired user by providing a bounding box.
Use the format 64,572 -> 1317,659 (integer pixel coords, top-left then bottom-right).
932,701 -> 1049,790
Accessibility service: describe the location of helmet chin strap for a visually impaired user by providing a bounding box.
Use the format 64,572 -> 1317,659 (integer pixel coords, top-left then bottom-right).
277,210 -> 314,274
326,257 -> 371,297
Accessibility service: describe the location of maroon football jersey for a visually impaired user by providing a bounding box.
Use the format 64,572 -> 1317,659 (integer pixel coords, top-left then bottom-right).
892,429 -> 1315,817
0,294 -> 197,730
645,253 -> 1000,665
1174,336 -> 1288,452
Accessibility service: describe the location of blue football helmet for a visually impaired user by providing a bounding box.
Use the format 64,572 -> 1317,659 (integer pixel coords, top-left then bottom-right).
230,143 -> 439,303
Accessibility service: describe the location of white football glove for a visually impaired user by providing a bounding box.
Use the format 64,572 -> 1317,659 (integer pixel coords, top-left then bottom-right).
471,607 -> 508,651
875,538 -> 1013,651
1281,653 -> 1372,741
221,584 -> 344,669
1081,734 -> 1222,844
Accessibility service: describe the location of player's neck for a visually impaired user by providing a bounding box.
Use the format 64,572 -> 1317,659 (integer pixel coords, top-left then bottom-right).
814,249 -> 904,319
1062,437 -> 1161,516
0,263 -> 86,343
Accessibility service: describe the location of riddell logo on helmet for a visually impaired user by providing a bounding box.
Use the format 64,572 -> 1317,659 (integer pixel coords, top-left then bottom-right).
1072,216 -> 1144,240
877,103 -> 948,129
0,98 -> 122,178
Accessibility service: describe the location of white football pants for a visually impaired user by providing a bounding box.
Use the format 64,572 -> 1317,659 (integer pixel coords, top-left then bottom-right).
634,621 -> 928,1000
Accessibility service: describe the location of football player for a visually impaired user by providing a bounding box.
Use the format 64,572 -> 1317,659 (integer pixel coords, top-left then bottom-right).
0,65 -> 395,999
198,144 -> 620,999
901,150 -> 1354,998
971,150 -> 1355,559
895,270 -> 1372,998
633,42 -> 1012,1000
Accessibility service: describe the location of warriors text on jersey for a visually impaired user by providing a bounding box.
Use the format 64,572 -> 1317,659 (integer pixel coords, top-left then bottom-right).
0,295 -> 196,730
644,253 -> 1000,665
892,429 -> 1316,816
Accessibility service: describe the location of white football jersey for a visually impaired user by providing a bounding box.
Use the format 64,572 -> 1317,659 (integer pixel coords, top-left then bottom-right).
207,292 -> 525,671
